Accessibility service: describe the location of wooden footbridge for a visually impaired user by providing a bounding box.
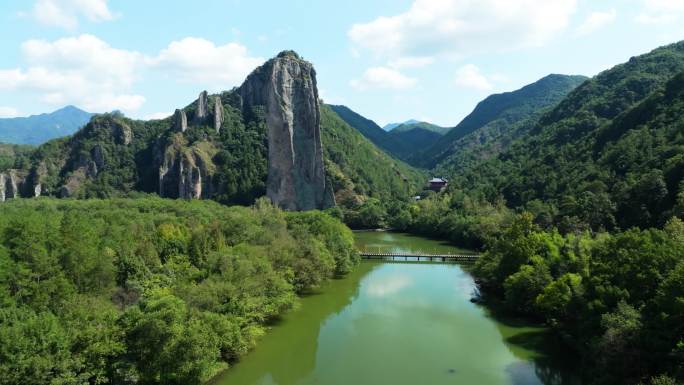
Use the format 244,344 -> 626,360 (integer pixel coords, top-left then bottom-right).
359,251 -> 480,263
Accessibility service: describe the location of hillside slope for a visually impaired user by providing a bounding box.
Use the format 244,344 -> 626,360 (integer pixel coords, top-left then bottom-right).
328,105 -> 448,164
417,74 -> 587,169
388,121 -> 448,154
327,105 -> 411,160
391,121 -> 450,135
320,105 -> 424,206
452,41 -> 684,230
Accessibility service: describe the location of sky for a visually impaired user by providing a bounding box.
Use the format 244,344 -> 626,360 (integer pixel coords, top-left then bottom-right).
0,0 -> 683,127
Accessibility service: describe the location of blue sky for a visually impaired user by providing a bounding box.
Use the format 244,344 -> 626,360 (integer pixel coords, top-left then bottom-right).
0,0 -> 683,127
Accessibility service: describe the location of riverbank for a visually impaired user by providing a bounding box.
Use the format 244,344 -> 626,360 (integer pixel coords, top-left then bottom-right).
210,231 -> 581,385
0,198 -> 359,385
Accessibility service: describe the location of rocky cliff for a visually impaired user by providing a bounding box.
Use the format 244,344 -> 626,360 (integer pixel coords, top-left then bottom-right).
239,51 -> 334,210
158,134 -> 217,200
0,170 -> 24,202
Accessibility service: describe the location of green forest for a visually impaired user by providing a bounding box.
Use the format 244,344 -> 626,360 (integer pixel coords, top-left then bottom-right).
1,36 -> 684,385
475,213 -> 684,385
0,197 -> 357,385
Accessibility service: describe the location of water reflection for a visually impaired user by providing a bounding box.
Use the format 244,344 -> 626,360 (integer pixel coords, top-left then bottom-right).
213,233 -> 579,385
365,273 -> 413,297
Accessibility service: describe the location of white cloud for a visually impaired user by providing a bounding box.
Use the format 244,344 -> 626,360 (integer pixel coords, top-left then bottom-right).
0,70 -> 24,89
454,64 -> 494,91
29,0 -> 115,29
0,107 -> 19,118
575,9 -> 616,36
0,35 -> 145,113
348,0 -> 578,60
0,35 -> 266,114
637,0 -> 684,24
350,67 -> 417,91
149,38 -> 264,91
366,274 -> 413,297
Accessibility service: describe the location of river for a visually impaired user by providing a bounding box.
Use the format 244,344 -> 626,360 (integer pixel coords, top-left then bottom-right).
212,232 -> 579,385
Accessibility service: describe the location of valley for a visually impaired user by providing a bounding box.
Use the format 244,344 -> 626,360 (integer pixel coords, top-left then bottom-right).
0,22 -> 683,385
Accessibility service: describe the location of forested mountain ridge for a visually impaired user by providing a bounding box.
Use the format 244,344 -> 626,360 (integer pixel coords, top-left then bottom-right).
320,105 -> 424,206
327,105 -> 411,159
328,105 -> 449,164
416,74 -> 587,169
383,119 -> 419,131
450,41 -> 684,231
390,121 -> 450,135
0,52 -> 423,208
387,121 -> 450,157
0,105 -> 93,145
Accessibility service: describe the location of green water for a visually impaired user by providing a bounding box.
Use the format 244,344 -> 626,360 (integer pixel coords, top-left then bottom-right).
213,232 -> 579,385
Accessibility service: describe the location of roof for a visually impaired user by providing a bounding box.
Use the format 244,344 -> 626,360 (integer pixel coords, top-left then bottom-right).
428,177 -> 447,183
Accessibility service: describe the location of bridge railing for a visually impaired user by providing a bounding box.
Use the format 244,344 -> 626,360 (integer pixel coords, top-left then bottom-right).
358,251 -> 480,263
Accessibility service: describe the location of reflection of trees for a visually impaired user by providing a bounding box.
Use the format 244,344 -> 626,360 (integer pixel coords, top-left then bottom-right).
486,305 -> 582,385
213,263 -> 377,385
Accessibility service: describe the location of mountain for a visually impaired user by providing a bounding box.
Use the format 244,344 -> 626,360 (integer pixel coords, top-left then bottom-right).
0,106 -> 93,145
387,121 -> 451,155
0,51 -> 423,209
390,121 -> 450,135
415,74 -> 588,169
333,76 -> 586,168
450,41 -> 684,230
327,105 -> 411,160
320,105 -> 424,206
328,106 -> 450,164
383,119 -> 419,131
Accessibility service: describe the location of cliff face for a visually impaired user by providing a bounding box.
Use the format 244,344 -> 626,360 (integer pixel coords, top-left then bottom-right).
239,51 -> 334,210
0,170 -> 24,202
157,134 -> 216,200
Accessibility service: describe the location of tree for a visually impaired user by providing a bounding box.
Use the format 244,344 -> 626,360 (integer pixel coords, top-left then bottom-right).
122,291 -> 222,385
60,211 -> 115,293
535,273 -> 584,323
0,308 -> 76,385
595,301 -> 643,383
503,256 -> 552,314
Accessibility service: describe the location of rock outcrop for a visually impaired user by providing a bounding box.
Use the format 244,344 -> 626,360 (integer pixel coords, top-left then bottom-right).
91,145 -> 105,171
173,109 -> 187,132
213,97 -> 223,133
158,134 -> 216,200
0,170 -> 25,202
238,51 -> 334,210
196,91 -> 208,121
113,121 -> 132,145
28,162 -> 49,198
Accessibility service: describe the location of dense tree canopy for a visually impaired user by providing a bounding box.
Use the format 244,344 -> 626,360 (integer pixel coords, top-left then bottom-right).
0,197 -> 357,385
472,214 -> 684,385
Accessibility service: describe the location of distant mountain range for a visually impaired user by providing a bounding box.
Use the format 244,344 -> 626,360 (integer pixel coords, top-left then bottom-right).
0,106 -> 93,145
331,75 -> 585,168
382,119 -> 420,131
390,121 -> 450,135
328,107 -> 451,164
